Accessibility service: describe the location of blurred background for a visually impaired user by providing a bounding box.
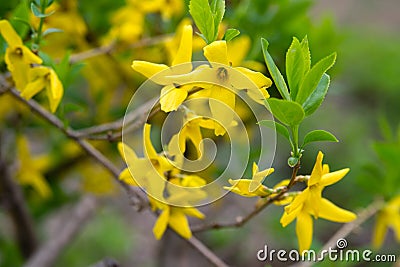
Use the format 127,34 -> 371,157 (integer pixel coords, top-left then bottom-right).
0,0 -> 399,266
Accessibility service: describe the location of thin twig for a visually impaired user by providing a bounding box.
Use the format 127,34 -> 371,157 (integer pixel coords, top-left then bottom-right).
68,34 -> 172,64
74,97 -> 158,140
292,199 -> 385,267
193,163 -> 301,232
187,236 -> 230,267
7,87 -> 148,209
24,195 -> 98,267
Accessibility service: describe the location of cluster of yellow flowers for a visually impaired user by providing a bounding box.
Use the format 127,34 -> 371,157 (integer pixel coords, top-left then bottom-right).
0,20 -> 63,113
225,151 -> 357,252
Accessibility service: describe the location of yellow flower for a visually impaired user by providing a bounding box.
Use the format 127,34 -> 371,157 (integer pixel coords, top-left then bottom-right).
372,195 -> 400,249
169,40 -> 272,135
168,113 -> 216,157
0,20 -> 42,90
132,24 -> 195,112
280,151 -> 357,252
21,66 -> 64,113
16,136 -> 52,198
117,126 -> 207,240
164,18 -> 205,65
224,162 -> 274,197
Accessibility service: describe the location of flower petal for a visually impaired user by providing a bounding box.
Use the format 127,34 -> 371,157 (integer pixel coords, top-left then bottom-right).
0,20 -> 23,47
168,209 -> 192,239
153,208 -> 170,240
203,40 -> 229,66
296,211 -> 313,252
308,151 -> 324,186
160,84 -> 188,112
131,60 -> 169,82
320,168 -> 350,187
372,213 -> 387,249
172,25 -> 192,66
316,198 -> 357,223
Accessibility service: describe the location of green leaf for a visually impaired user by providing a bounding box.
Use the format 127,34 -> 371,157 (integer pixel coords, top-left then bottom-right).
261,38 -> 290,100
300,36 -> 311,73
210,0 -> 225,41
302,130 -> 338,147
286,37 -> 305,100
42,28 -> 63,37
258,120 -> 292,144
265,98 -> 305,126
295,52 -> 336,104
303,73 -> 330,116
189,0 -> 225,44
30,2 -> 54,18
223,28 -> 240,41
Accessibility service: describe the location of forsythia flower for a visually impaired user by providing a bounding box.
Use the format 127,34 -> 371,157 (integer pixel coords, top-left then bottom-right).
0,20 -> 42,90
132,24 -> 195,113
16,136 -> 52,198
170,40 -> 272,135
224,162 -> 274,197
118,124 -> 206,239
372,195 -> 400,249
21,66 -> 64,113
168,113 -> 216,157
280,151 -> 357,252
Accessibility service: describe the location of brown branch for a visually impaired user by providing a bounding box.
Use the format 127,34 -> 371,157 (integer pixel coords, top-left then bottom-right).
0,141 -> 38,258
68,34 -> 172,64
292,199 -> 385,267
187,236 -> 230,267
3,81 -> 228,266
193,163 -> 301,232
24,195 -> 98,267
7,87 -> 148,210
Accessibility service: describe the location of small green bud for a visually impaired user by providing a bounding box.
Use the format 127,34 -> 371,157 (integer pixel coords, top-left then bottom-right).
288,156 -> 299,167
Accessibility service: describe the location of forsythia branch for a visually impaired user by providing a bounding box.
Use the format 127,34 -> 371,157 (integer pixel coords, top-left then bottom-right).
2,79 -> 229,267
193,164 -> 301,232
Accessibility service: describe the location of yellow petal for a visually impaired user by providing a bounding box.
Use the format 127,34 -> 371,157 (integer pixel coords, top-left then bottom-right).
316,198 -> 357,223
185,122 -> 203,157
143,123 -> 158,159
296,211 -> 313,253
131,60 -> 169,81
320,168 -> 350,187
203,40 -> 229,66
285,188 -> 309,214
21,78 -> 45,100
160,85 -> 188,112
21,46 -> 42,64
308,151 -> 324,186
209,86 -> 235,136
153,208 -> 170,240
183,207 -> 205,219
372,213 -> 387,249
280,204 -> 302,227
118,168 -> 138,186
309,186 -> 323,218
0,20 -> 23,47
168,209 -> 192,239
47,69 -> 64,112
227,35 -> 250,66
234,67 -> 272,89
172,25 -> 192,66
